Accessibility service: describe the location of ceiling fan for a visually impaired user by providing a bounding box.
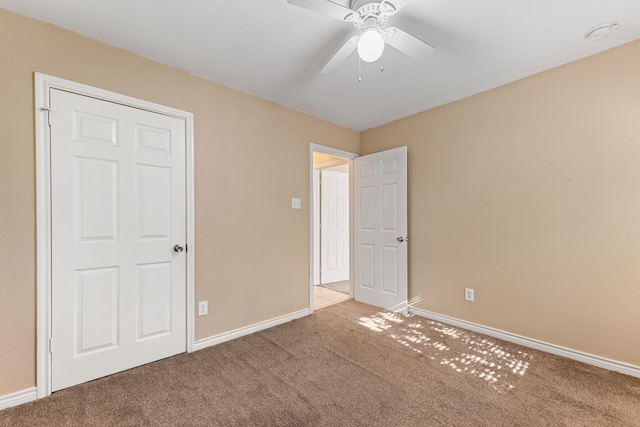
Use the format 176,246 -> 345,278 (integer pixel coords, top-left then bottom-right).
287,0 -> 435,73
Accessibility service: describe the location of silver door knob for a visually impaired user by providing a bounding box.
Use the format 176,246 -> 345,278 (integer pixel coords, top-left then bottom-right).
173,244 -> 184,253
397,237 -> 405,243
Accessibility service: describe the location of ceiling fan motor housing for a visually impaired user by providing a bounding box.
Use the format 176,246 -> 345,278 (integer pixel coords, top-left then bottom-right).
349,0 -> 396,28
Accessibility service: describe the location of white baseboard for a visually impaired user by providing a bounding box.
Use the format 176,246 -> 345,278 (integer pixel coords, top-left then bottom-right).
409,307 -> 640,379
194,309 -> 310,351
0,387 -> 37,410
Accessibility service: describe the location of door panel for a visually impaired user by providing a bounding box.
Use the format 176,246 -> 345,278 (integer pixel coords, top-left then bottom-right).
51,89 -> 186,391
73,111 -> 118,146
381,246 -> 399,294
360,244 -> 375,289
137,262 -> 173,340
354,147 -> 408,311
137,165 -> 172,239
75,267 -> 119,354
75,157 -> 119,241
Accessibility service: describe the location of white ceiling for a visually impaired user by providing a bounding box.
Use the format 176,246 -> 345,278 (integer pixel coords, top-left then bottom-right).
2,0 -> 639,131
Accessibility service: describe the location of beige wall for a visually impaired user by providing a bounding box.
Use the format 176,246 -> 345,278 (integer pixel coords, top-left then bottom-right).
361,40 -> 640,367
0,9 -> 359,396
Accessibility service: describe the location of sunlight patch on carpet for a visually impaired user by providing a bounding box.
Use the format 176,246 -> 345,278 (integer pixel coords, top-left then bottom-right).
358,311 -> 532,392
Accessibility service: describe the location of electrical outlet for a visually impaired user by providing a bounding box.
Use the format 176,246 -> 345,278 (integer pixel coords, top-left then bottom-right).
291,198 -> 301,209
198,300 -> 208,316
464,288 -> 475,302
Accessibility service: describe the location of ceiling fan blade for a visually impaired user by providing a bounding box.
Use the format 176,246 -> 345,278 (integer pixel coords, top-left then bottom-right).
287,0 -> 355,21
385,27 -> 434,61
321,35 -> 360,73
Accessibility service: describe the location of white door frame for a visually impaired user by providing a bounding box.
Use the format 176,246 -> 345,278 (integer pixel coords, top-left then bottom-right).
35,73 -> 196,398
308,143 -> 357,313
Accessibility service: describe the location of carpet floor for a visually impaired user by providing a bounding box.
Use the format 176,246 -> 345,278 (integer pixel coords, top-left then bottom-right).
2,300 -> 639,426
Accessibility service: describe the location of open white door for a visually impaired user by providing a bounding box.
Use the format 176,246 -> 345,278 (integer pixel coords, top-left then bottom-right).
354,147 -> 407,311
320,168 -> 350,284
50,89 -> 187,391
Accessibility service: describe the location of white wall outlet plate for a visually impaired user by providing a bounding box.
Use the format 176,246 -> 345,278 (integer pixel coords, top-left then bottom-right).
198,300 -> 208,316
464,288 -> 475,302
291,198 -> 301,209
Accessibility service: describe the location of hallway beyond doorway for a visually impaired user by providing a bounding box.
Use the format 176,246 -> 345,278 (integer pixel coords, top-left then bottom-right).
317,280 -> 349,294
313,285 -> 349,310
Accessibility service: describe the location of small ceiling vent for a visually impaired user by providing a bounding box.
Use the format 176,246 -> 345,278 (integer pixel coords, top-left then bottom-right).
585,22 -> 621,41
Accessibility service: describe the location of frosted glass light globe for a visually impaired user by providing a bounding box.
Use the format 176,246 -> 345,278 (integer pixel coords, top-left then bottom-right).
357,28 -> 385,63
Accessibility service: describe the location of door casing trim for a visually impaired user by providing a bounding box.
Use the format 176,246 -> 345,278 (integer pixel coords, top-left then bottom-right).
308,143 -> 357,313
35,73 -> 196,398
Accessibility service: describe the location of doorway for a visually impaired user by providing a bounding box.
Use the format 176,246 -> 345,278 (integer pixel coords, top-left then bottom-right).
309,144 -> 357,312
310,145 -> 409,313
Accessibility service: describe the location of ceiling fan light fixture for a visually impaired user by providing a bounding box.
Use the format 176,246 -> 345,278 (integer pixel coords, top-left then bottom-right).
288,0 -> 435,73
358,26 -> 385,62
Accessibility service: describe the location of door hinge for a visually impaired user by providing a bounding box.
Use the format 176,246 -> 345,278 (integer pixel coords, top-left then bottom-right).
49,338 -> 53,353
41,107 -> 52,126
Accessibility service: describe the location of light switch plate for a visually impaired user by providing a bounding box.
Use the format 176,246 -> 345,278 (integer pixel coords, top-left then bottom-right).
291,198 -> 301,209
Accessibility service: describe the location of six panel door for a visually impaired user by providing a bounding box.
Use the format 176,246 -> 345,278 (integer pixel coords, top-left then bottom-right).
50,89 -> 187,391
354,147 -> 408,311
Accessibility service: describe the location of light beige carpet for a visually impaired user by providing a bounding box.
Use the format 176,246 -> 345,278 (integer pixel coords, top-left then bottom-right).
2,300 -> 639,426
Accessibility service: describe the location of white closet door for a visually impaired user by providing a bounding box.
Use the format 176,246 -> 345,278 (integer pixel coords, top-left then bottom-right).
50,89 -> 187,391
